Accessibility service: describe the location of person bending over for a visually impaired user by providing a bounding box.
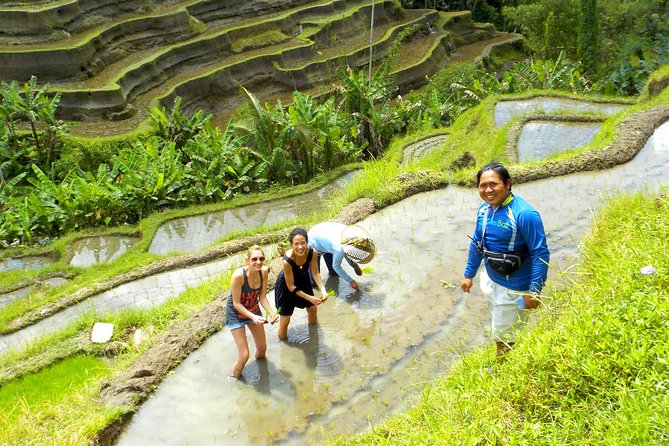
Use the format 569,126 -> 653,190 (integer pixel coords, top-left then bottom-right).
308,222 -> 376,292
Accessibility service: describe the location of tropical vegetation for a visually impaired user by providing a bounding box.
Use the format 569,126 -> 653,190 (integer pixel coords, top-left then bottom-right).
0,53 -> 634,247
1,0 -> 668,444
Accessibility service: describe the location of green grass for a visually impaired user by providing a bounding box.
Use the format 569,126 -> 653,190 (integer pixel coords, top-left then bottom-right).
0,69 -> 666,445
332,191 -> 669,445
0,271 -> 232,378
413,88 -> 648,186
230,30 -> 289,52
0,163 -> 359,330
415,95 -> 502,177
0,355 -> 119,445
0,271 -> 232,442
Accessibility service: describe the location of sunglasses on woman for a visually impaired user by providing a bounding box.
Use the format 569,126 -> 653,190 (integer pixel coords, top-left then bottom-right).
250,257 -> 265,263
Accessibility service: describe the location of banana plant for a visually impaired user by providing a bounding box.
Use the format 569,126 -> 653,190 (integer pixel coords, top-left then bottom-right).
0,77 -> 61,158
150,96 -> 212,151
336,61 -> 395,158
0,76 -> 65,179
234,87 -> 292,183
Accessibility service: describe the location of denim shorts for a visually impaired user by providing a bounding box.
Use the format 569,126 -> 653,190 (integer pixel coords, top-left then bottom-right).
226,300 -> 261,330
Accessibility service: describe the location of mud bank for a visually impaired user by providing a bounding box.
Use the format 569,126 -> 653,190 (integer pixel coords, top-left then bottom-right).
94,198 -> 377,444
509,104 -> 669,184
93,103 -> 669,445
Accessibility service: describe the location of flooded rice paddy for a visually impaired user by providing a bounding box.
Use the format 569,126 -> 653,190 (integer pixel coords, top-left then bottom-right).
0,255 -> 53,272
116,122 -> 669,445
69,235 -> 138,268
0,277 -> 68,311
149,171 -> 359,255
517,120 -> 602,162
494,97 -> 628,127
0,251 -> 248,355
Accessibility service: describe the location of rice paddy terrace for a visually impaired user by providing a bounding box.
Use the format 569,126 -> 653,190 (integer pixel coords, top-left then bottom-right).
0,0 -> 522,137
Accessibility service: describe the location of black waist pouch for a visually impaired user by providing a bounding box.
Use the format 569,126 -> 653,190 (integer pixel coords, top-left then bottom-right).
483,249 -> 523,275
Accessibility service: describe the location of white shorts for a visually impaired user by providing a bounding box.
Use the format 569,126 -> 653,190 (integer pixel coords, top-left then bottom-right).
479,271 -> 528,343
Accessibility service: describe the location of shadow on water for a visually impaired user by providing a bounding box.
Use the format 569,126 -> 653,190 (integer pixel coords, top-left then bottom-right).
117,301 -> 352,445
149,171 -> 360,255
116,121 -> 669,445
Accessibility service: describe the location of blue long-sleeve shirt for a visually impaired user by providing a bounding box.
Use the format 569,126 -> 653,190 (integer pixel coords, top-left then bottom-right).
464,194 -> 550,294
308,222 -> 355,284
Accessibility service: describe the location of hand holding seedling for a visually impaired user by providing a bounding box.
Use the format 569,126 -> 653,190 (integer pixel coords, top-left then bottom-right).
265,308 -> 280,324
322,289 -> 336,302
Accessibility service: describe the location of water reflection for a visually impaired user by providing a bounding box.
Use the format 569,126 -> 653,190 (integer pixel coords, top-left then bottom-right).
117,306 -> 353,445
517,121 -> 602,162
0,256 -> 53,272
495,97 -> 628,127
69,236 -> 137,268
149,172 -> 360,255
117,122 -> 669,445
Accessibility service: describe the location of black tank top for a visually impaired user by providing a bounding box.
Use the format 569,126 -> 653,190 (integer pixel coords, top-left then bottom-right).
284,248 -> 314,294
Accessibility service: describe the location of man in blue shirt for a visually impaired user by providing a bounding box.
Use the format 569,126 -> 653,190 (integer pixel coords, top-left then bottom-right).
461,163 -> 550,359
308,222 -> 375,292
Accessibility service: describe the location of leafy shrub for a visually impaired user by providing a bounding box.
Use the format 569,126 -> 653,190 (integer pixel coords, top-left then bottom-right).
150,96 -> 212,151
54,136 -> 138,179
0,76 -> 69,183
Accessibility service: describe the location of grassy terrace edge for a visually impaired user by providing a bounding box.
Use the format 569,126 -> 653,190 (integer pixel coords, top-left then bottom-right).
331,190 -> 669,445
0,163 -> 361,331
1,70 -> 667,446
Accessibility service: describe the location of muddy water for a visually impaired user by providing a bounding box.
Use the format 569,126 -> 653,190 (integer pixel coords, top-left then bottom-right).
116,123 -> 669,445
117,186 -> 488,446
495,97 -> 628,127
69,235 -> 138,268
0,249 -> 268,355
149,171 -> 360,255
517,121 -> 602,162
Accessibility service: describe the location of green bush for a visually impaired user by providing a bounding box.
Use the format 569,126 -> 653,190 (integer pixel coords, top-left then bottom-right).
54,136 -> 138,179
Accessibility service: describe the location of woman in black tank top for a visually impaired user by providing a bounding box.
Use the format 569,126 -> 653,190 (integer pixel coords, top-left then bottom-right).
226,245 -> 276,378
274,228 -> 328,341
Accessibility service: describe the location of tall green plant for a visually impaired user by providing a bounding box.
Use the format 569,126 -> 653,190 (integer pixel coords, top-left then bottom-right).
310,96 -> 360,169
503,0 -> 581,60
507,51 -> 590,92
579,0 -> 600,75
150,96 -> 212,151
336,62 -> 395,158
0,76 -> 66,180
182,123 -> 266,199
112,139 -> 186,220
234,87 -> 293,183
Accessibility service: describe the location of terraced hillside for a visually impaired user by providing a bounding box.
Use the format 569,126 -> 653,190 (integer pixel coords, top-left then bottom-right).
0,0 -> 521,137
